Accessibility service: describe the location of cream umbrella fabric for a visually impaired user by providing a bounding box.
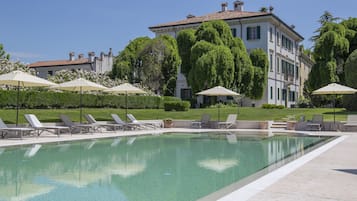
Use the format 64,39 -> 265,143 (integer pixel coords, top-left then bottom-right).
312,83 -> 357,95
53,78 -> 107,123
196,86 -> 239,121
196,86 -> 240,96
105,83 -> 146,121
312,83 -> 357,123
0,70 -> 57,125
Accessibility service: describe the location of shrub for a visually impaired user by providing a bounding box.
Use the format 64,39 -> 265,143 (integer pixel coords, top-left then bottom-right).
261,104 -> 284,109
164,101 -> 190,111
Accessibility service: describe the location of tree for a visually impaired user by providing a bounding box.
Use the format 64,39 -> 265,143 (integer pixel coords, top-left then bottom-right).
176,29 -> 196,77
111,37 -> 151,82
249,49 -> 268,99
0,44 -> 10,60
195,22 -> 224,46
138,35 -> 181,95
343,49 -> 357,110
0,59 -> 32,74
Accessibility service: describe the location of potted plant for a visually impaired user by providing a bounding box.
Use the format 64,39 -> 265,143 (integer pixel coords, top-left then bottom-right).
163,118 -> 174,128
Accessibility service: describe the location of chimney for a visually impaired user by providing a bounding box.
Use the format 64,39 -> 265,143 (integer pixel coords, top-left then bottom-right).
78,54 -> 84,59
186,14 -> 195,19
69,52 -> 75,61
221,2 -> 228,12
269,6 -> 274,13
100,52 -> 105,60
88,52 -> 95,62
108,48 -> 112,57
234,0 -> 244,12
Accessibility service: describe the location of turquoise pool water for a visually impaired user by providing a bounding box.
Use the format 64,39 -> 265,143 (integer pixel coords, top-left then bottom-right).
0,132 -> 331,201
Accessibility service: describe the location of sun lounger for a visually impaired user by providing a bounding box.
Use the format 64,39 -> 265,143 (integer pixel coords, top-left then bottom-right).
111,114 -> 140,130
192,114 -> 211,128
60,114 -> 95,134
24,114 -> 70,136
218,114 -> 237,129
306,114 -> 323,131
84,114 -> 123,131
126,114 -> 158,129
0,118 -> 34,138
343,115 -> 357,131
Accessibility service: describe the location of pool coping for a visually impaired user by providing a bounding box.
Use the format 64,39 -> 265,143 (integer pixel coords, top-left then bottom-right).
0,128 -> 351,201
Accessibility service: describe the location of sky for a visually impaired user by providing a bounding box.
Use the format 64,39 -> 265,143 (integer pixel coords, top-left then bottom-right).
1,0 -> 356,64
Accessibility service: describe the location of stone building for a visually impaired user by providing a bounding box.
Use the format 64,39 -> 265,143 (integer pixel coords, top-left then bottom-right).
149,1 -> 313,107
29,49 -> 113,79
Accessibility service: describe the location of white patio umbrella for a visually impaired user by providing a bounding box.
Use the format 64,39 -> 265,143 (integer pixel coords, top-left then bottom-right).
105,83 -> 146,121
53,78 -> 107,123
196,86 -> 239,121
0,70 -> 57,125
312,83 -> 357,123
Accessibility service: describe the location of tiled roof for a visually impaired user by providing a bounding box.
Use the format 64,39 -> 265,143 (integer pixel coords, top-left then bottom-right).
149,10 -> 270,29
29,59 -> 91,68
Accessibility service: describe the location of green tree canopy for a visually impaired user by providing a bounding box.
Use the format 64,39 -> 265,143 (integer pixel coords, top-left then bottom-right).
249,49 -> 268,99
343,49 -> 357,110
111,37 -> 151,81
176,29 -> 196,77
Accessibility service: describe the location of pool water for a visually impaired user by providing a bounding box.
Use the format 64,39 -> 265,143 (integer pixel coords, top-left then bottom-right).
0,132 -> 331,201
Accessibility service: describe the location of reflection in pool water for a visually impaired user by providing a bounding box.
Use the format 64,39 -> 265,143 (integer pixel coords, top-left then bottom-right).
0,132 -> 330,201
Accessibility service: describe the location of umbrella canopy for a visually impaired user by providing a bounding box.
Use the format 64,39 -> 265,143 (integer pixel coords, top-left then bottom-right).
0,70 -> 57,87
105,83 -> 147,121
53,78 -> 107,91
53,78 -> 107,123
197,86 -> 239,96
196,86 -> 239,121
312,83 -> 357,123
105,83 -> 146,94
312,83 -> 357,95
0,70 -> 57,125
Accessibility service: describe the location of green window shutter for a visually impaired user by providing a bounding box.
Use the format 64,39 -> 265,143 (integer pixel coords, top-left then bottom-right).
257,26 -> 261,39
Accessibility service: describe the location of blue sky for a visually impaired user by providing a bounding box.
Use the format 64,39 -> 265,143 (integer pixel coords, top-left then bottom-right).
1,0 -> 356,64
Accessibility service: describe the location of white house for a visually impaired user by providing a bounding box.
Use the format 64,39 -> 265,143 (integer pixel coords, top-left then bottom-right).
29,49 -> 113,79
149,1 -> 308,107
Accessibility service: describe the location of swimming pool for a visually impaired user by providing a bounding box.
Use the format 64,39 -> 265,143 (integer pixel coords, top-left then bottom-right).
0,132 -> 332,201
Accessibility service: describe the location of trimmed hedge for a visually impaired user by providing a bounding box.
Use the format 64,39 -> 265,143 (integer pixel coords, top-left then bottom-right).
164,101 -> 191,111
261,104 -> 285,109
0,89 -> 162,109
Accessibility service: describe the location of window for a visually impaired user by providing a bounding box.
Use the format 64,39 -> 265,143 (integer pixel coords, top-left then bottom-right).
247,26 -> 260,40
277,32 -> 280,45
270,54 -> 273,72
276,57 -> 280,73
270,86 -> 273,100
181,88 -> 192,100
282,89 -> 286,101
282,35 -> 293,51
231,28 -> 237,37
269,27 -> 273,41
295,66 -> 299,79
277,88 -> 280,100
48,71 -> 53,76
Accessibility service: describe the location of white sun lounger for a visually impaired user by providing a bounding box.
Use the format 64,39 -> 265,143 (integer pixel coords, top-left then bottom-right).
24,114 -> 70,136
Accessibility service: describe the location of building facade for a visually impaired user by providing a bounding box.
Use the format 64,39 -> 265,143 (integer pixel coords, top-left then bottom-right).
149,1 -> 310,107
29,49 -> 113,79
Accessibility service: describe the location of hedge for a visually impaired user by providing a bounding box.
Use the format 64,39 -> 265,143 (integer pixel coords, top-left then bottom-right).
261,104 -> 285,109
0,89 -> 163,109
164,101 -> 191,111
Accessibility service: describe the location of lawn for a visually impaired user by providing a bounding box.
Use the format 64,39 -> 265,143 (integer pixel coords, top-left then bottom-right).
0,106 -> 354,124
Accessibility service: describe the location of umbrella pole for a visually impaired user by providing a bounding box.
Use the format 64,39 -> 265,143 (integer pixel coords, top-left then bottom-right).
125,91 -> 128,122
333,94 -> 336,124
80,87 -> 83,123
16,81 -> 20,126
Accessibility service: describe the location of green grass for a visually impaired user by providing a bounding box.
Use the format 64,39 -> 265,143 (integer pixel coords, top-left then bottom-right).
1,106 -> 355,124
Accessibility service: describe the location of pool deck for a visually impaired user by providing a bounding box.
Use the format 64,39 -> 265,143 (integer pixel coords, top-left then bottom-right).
0,128 -> 356,201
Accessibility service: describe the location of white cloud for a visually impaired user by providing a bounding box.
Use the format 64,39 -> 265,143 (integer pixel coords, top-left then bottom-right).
8,51 -> 43,59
